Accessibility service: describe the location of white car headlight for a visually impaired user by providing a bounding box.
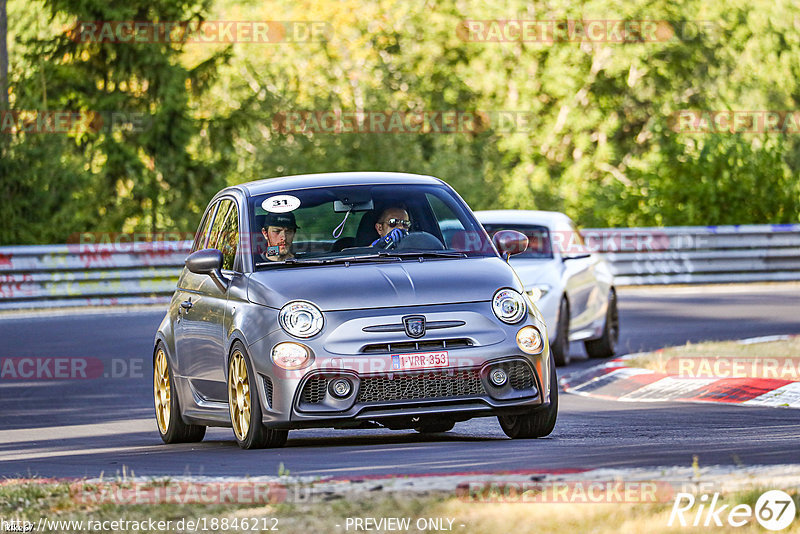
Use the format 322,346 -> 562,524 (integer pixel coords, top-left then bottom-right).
492,289 -> 527,324
271,342 -> 312,369
526,284 -> 551,303
279,300 -> 324,338
516,326 -> 544,354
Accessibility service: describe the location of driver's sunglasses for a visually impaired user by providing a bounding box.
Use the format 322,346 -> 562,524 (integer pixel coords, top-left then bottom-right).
382,218 -> 411,229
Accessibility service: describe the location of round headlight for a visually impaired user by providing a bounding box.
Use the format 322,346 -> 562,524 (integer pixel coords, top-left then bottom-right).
271,342 -> 311,369
492,289 -> 527,324
516,326 -> 544,354
279,300 -> 324,338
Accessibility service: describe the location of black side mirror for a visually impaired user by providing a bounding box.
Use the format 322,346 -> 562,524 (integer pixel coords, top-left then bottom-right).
492,230 -> 529,260
186,249 -> 228,289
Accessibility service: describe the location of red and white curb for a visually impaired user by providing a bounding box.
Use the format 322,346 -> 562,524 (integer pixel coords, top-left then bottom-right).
561,336 -> 800,408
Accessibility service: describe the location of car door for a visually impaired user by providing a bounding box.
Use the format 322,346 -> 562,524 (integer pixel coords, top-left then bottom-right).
174,198 -> 237,402
560,221 -> 596,332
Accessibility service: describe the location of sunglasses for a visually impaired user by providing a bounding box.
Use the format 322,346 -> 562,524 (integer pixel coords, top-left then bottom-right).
381,218 -> 411,229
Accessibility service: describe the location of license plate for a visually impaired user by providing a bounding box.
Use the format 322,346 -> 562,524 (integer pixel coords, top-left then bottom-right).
391,351 -> 449,370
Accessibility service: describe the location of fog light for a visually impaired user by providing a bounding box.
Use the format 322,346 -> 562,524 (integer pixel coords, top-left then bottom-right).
271,342 -> 311,369
329,378 -> 352,398
489,368 -> 508,387
516,326 -> 544,355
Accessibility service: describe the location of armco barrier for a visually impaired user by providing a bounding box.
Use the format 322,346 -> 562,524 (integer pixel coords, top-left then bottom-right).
0,241 -> 191,310
0,224 -> 798,309
584,224 -> 800,285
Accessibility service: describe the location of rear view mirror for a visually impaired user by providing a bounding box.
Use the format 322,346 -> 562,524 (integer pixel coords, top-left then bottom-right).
334,199 -> 374,212
492,230 -> 529,259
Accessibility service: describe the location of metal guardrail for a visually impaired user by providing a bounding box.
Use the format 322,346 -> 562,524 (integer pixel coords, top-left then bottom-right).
584,224 -> 800,285
0,224 -> 798,309
0,242 -> 191,310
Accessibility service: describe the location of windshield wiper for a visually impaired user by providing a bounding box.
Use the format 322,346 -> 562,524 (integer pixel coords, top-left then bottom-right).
376,250 -> 468,259
257,253 -> 402,268
256,251 -> 465,268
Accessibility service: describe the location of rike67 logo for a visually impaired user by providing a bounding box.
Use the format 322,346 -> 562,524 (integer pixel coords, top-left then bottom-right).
669,490 -> 796,530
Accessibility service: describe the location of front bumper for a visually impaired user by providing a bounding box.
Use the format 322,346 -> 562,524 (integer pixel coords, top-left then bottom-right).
247,301 -> 551,429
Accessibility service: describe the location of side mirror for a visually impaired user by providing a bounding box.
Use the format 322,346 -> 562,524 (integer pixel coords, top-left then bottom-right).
185,249 -> 228,290
492,230 -> 529,260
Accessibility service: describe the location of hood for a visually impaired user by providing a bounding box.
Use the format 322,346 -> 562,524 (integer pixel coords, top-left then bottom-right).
507,257 -> 562,286
247,257 -> 522,311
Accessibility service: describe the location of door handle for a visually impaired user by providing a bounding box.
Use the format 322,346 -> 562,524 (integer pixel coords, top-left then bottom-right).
180,298 -> 193,310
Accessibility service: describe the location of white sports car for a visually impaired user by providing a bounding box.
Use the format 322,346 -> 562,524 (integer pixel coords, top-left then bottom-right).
476,210 -> 618,366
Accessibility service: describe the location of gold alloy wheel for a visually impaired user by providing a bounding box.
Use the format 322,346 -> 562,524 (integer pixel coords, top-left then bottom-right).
153,349 -> 171,434
228,350 -> 251,441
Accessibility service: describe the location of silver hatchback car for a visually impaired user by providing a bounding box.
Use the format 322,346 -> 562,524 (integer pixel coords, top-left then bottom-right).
153,172 -> 556,449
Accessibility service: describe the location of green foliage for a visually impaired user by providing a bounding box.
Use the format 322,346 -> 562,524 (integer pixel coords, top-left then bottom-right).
2,0 -> 799,244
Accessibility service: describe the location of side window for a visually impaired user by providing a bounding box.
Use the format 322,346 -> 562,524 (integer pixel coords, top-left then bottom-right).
191,203 -> 217,253
206,200 -> 233,252
209,200 -> 239,271
426,194 -> 464,248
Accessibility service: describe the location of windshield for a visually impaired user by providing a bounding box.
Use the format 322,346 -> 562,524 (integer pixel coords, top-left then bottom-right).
250,184 -> 497,268
481,224 -> 554,259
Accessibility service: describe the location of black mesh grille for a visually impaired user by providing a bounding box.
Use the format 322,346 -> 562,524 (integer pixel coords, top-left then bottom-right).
356,370 -> 485,403
263,376 -> 274,408
497,360 -> 535,390
361,338 -> 472,354
301,377 -> 328,404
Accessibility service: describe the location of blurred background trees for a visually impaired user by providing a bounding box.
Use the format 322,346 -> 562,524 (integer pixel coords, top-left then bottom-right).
1,0 -> 799,244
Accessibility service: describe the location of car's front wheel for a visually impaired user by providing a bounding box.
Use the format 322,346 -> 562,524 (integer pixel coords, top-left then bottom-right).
584,288 -> 619,359
228,342 -> 288,449
498,351 -> 558,439
153,343 -> 206,444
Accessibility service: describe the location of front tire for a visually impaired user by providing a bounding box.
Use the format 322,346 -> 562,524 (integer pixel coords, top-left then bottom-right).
228,342 -> 288,449
498,350 -> 558,439
584,288 -> 619,359
551,297 -> 571,366
153,343 -> 206,444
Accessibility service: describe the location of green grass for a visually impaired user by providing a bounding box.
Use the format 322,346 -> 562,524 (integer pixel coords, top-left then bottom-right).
1,479 -> 798,533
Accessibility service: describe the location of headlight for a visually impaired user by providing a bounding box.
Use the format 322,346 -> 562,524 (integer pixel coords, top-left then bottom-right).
492,289 -> 527,324
271,342 -> 312,369
516,326 -> 544,354
526,284 -> 551,302
279,300 -> 324,338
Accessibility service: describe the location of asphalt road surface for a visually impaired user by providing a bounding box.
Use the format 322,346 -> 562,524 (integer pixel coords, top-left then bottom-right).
1,284 -> 798,479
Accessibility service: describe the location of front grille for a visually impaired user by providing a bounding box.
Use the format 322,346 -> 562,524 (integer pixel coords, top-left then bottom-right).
504,360 -> 535,390
263,376 -> 274,408
360,338 -> 473,354
356,369 -> 485,403
301,377 -> 328,404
